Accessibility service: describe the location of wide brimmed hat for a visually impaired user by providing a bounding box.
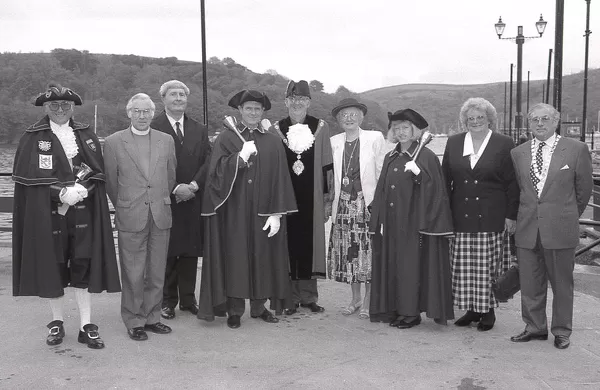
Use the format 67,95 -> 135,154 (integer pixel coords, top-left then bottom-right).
286,80 -> 311,98
387,108 -> 428,129
331,98 -> 368,118
228,89 -> 271,111
34,83 -> 83,106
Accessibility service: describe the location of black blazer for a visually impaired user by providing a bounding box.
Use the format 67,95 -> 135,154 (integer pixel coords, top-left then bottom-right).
442,131 -> 518,233
151,111 -> 211,257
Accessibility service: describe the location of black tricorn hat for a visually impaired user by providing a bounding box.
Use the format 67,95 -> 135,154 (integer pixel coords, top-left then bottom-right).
331,98 -> 368,118
34,83 -> 83,106
286,80 -> 311,98
228,90 -> 271,111
387,109 -> 428,129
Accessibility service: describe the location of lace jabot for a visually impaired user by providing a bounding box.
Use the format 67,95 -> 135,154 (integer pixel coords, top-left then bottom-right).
50,121 -> 79,159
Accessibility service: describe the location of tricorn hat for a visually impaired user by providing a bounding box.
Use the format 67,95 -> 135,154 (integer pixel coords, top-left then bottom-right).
331,98 -> 368,118
228,89 -> 271,111
387,109 -> 428,129
286,80 -> 311,99
34,83 -> 83,106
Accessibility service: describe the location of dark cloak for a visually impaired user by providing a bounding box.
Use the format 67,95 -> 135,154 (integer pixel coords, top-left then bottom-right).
198,123 -> 298,321
12,116 -> 120,298
369,143 -> 454,322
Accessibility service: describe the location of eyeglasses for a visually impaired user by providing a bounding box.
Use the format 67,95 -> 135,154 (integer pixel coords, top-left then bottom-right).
131,109 -> 153,117
467,115 -> 487,123
47,102 -> 73,112
288,96 -> 310,104
340,112 -> 359,120
529,116 -> 552,123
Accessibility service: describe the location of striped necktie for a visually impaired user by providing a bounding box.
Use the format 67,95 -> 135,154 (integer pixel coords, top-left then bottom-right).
175,121 -> 183,144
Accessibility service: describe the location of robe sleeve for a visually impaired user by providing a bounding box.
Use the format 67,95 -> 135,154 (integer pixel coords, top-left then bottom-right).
416,148 -> 454,235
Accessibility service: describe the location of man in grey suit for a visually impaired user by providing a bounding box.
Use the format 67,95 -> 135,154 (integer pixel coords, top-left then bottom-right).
510,103 -> 592,349
104,93 -> 177,341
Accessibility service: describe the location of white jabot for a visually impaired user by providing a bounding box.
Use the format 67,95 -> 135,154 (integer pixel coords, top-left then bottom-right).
131,126 -> 150,136
167,114 -> 184,135
50,121 -> 79,160
463,130 -> 492,169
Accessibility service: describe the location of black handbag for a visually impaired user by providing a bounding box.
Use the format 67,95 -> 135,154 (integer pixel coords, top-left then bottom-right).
492,265 -> 520,302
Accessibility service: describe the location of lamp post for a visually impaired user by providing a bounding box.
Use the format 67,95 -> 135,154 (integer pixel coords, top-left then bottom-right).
495,15 -> 548,137
581,0 -> 592,143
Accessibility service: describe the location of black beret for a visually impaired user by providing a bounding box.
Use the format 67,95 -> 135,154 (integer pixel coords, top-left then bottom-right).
228,90 -> 271,111
387,109 -> 428,129
34,83 -> 83,106
286,80 -> 311,98
331,98 -> 368,118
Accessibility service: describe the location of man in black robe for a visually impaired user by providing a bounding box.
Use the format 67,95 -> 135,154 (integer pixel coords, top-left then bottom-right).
272,80 -> 333,315
12,84 -> 120,349
198,90 -> 297,329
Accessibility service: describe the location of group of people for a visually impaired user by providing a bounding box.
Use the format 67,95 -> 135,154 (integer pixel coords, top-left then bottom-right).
12,79 -> 592,352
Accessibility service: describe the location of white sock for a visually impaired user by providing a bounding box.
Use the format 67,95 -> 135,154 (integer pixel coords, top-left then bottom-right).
74,288 -> 92,331
48,297 -> 65,322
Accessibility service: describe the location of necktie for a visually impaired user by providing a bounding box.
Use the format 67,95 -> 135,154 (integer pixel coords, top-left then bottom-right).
530,141 -> 546,194
175,121 -> 183,144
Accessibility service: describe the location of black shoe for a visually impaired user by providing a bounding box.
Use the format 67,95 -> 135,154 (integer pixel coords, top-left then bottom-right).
144,322 -> 172,334
554,335 -> 570,349
284,303 -> 300,315
179,302 -> 199,315
390,316 -> 404,327
161,307 -> 175,320
251,309 -> 279,323
396,316 -> 421,329
434,318 -> 448,326
454,311 -> 481,327
227,315 -> 241,329
46,320 -> 65,346
301,302 -> 325,313
127,327 -> 148,341
510,330 -> 549,342
77,323 -> 105,349
477,309 -> 495,332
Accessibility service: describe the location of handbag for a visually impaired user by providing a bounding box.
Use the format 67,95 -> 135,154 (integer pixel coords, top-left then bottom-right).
492,265 -> 520,302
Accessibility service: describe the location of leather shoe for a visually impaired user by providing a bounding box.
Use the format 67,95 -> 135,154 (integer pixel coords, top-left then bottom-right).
554,335 -> 570,349
251,309 -> 279,323
179,302 -> 199,315
227,315 -> 241,329
78,323 -> 105,349
284,303 -> 299,315
390,316 -> 405,327
510,330 -> 549,342
301,302 -> 325,313
144,322 -> 172,334
396,316 -> 421,329
454,311 -> 481,327
127,327 -> 148,341
161,307 -> 175,320
46,320 -> 65,346
477,308 -> 495,332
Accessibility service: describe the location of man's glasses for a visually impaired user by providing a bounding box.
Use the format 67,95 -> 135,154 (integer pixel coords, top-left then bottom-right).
467,115 -> 487,123
47,102 -> 73,112
132,109 -> 153,117
529,116 -> 552,124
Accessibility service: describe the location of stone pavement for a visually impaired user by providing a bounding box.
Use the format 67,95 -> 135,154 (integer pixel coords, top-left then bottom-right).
0,247 -> 599,390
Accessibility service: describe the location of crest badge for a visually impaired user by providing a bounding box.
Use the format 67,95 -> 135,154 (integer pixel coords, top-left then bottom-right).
39,154 -> 53,170
38,140 -> 51,152
85,139 -> 97,152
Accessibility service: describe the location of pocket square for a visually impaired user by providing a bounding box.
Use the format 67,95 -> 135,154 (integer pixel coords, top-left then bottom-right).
560,164 -> 570,170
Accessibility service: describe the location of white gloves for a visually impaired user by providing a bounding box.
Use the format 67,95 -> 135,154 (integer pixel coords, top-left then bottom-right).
59,183 -> 88,206
239,141 -> 257,163
404,161 -> 421,175
262,215 -> 281,238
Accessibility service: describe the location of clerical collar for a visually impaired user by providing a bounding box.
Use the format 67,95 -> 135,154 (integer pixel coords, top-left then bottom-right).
131,126 -> 150,136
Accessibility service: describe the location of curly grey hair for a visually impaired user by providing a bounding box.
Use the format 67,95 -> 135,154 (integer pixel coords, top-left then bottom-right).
459,97 -> 498,132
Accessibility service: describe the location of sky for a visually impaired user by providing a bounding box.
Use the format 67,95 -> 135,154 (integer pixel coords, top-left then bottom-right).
1,0 -> 598,93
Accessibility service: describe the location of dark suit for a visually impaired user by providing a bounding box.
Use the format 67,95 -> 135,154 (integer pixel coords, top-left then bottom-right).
151,112 -> 210,309
104,128 -> 177,329
511,136 -> 592,337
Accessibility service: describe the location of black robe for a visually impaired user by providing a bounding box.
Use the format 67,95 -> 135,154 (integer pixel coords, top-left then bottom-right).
198,123 -> 297,321
12,116 -> 120,298
369,142 -> 454,322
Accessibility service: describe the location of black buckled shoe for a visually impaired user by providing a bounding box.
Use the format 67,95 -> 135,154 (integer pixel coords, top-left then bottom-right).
46,320 -> 65,346
127,327 -> 148,341
510,330 -> 549,342
251,309 -> 279,323
301,302 -> 325,313
395,316 -> 421,329
227,315 -> 241,329
284,303 -> 300,315
454,311 -> 482,327
144,322 -> 172,334
78,323 -> 105,349
477,308 -> 495,332
161,307 -> 175,320
554,335 -> 570,349
179,302 -> 199,315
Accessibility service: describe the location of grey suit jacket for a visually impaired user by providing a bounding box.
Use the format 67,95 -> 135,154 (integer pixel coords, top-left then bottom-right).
511,137 -> 592,249
104,127 -> 177,232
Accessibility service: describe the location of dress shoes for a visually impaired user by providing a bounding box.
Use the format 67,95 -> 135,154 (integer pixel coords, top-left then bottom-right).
144,322 -> 172,334
301,302 -> 325,313
46,320 -> 65,346
395,316 -> 421,329
390,317 -> 405,327
454,311 -> 482,327
284,303 -> 300,315
179,302 -> 199,315
510,330 -> 549,342
554,335 -> 570,349
77,323 -> 105,349
227,315 -> 241,329
128,327 -> 148,341
251,309 -> 279,323
161,307 -> 175,320
477,308 -> 495,332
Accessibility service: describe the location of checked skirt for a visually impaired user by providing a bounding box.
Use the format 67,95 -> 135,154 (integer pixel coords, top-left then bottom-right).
450,231 -> 511,313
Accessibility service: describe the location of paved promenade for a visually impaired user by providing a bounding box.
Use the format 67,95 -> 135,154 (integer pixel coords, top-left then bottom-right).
1,247 -> 599,390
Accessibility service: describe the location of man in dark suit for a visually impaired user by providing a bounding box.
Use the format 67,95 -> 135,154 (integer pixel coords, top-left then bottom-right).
104,93 -> 177,341
151,80 -> 210,320
510,103 -> 592,349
